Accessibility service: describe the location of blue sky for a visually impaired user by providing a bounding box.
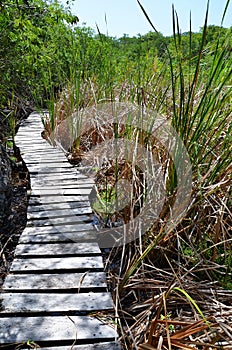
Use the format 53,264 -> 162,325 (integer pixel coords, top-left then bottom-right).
61,0 -> 232,37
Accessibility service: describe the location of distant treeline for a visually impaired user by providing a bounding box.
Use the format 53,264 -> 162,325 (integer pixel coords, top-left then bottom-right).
0,0 -> 231,119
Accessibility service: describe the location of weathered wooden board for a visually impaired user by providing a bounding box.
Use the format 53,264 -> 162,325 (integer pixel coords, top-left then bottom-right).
18,120 -> 42,125
30,188 -> 93,196
4,272 -> 107,291
30,185 -> 93,194
17,144 -> 47,150
30,181 -> 90,190
25,158 -> 67,164
36,343 -> 121,350
28,166 -> 76,172
17,124 -> 42,129
23,158 -> 65,165
25,157 -> 71,163
29,168 -> 81,174
0,315 -> 116,343
33,171 -> 88,178
21,224 -> 94,235
27,215 -> 92,227
15,242 -> 101,257
27,206 -> 92,218
18,138 -> 48,141
27,201 -> 90,212
31,183 -> 94,190
30,181 -> 94,189
16,128 -> 42,133
15,132 -> 44,138
21,153 -> 64,160
28,162 -> 75,169
28,195 -> 90,204
17,137 -> 42,142
16,139 -> 46,144
19,231 -> 97,243
30,175 -> 91,183
28,167 -> 75,175
30,178 -> 91,186
31,175 -> 93,183
0,292 -> 114,313
27,211 -> 92,222
10,256 -> 103,272
21,149 -> 61,155
30,174 -> 86,183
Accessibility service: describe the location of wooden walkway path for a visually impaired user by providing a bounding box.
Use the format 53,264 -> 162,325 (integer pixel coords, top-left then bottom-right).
0,112 -> 121,349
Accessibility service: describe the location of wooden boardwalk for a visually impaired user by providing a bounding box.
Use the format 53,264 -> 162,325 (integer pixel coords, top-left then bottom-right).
0,112 -> 121,349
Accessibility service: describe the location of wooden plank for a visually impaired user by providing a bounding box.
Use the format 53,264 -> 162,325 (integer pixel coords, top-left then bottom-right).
36,170 -> 87,177
18,120 -> 42,125
15,140 -> 46,145
0,315 -> 116,343
15,242 -> 101,257
17,123 -> 42,128
16,137 -> 42,142
19,127 -> 42,131
23,223 -> 93,234
28,164 -> 74,174
30,174 -> 90,182
30,173 -> 83,182
24,154 -> 65,159
27,206 -> 92,218
19,143 -> 57,147
25,158 -> 67,164
0,292 -> 114,313
19,140 -> 55,144
22,153 -> 64,159
21,149 -> 56,155
19,144 -> 52,149
19,123 -> 42,128
30,177 -> 91,185
19,231 -> 97,243
17,125 -> 42,129
29,168 -> 80,174
28,166 -> 75,173
31,183 -> 94,190
35,343 -> 121,350
28,162 -> 75,169
20,150 -> 61,158
26,215 -> 92,227
31,176 -> 94,184
21,149 -> 62,154
30,181 -> 94,188
25,157 -> 68,162
27,201 -> 90,212
3,272 -> 107,291
21,224 -> 94,235
23,153 -> 65,159
30,188 -> 93,196
10,256 -> 103,272
15,132 -> 43,137
31,184 -> 93,192
28,195 -> 90,205
20,142 -> 52,148
26,216 -> 92,225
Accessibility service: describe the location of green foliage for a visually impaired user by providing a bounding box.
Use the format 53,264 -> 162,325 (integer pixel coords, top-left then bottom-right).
1,0 -> 231,291
0,0 -> 77,110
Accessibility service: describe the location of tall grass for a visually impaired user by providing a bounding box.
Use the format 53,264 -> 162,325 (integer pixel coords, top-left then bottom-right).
45,1 -> 232,348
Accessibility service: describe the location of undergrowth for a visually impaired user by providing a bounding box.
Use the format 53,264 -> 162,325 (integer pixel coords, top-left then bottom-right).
44,1 -> 232,348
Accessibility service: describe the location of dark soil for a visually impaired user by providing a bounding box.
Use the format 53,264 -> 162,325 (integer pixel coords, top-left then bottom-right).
0,164 -> 29,283
0,115 -> 30,287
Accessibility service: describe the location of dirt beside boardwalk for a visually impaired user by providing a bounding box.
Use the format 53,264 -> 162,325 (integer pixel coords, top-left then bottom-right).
0,114 -> 30,287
